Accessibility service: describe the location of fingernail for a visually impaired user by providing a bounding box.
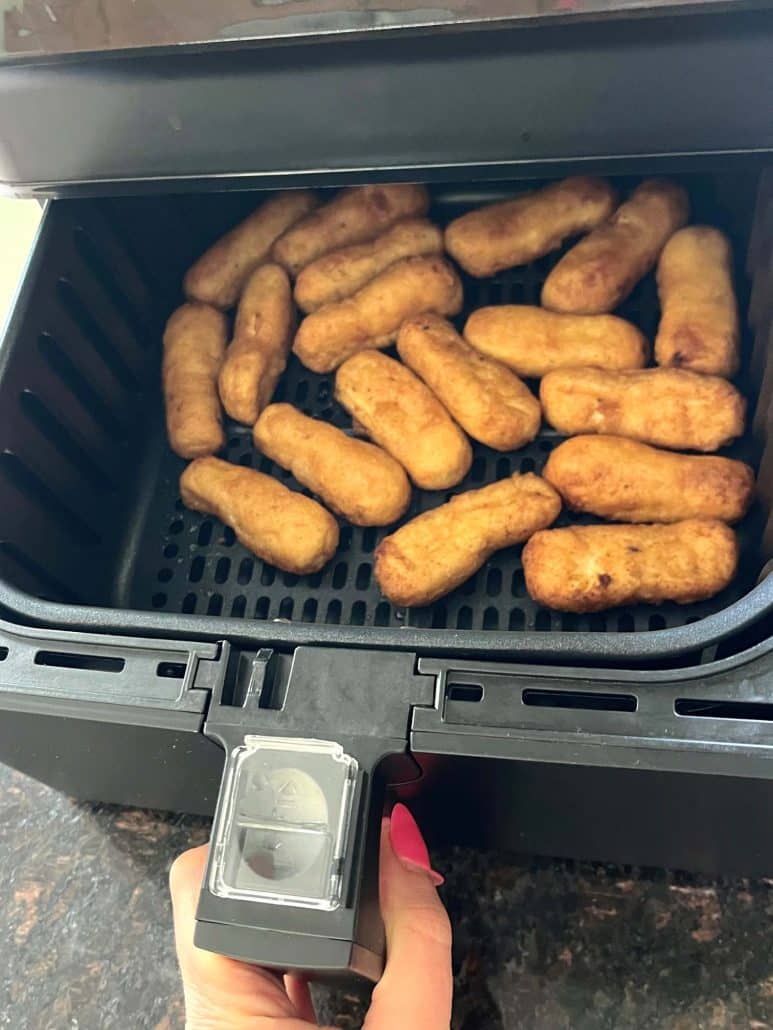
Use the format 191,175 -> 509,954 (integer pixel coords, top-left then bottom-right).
389,803 -> 444,886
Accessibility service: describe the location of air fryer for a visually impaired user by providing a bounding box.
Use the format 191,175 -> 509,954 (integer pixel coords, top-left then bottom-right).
0,0 -> 771,982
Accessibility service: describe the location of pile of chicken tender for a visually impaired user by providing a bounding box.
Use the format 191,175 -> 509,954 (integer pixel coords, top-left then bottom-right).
162,177 -> 753,616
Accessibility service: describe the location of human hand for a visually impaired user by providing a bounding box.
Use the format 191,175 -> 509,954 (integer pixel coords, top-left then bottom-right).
170,803 -> 452,1028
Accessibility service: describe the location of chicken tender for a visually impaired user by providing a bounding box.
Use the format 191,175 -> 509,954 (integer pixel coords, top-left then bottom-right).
184,190 -> 317,310
180,456 -> 338,575
335,350 -> 472,490
445,176 -> 616,278
375,473 -> 561,607
272,184 -> 430,276
464,305 -> 647,378
217,264 -> 293,425
543,435 -> 754,524
162,302 -> 227,459
397,314 -> 541,451
294,218 -> 443,313
294,255 -> 463,374
254,403 -> 411,526
655,226 -> 740,377
540,367 -> 745,452
542,179 -> 689,314
523,519 -> 738,613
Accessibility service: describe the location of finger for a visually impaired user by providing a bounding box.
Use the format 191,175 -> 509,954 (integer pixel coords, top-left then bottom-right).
364,809 -> 453,1030
169,844 -> 316,1026
284,975 -> 317,1024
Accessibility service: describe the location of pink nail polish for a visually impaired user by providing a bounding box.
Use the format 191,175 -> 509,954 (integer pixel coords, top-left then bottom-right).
389,803 -> 444,886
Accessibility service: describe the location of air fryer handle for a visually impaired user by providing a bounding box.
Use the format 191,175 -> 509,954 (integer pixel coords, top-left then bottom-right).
193,732 -> 404,983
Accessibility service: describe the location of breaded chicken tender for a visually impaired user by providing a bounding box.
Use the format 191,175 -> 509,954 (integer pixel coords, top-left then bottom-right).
254,403 -> 411,526
543,435 -> 754,524
217,264 -> 293,425
335,351 -> 472,490
162,302 -> 227,459
180,456 -> 338,575
655,226 -> 740,377
523,519 -> 738,613
375,473 -> 561,607
294,255 -> 463,374
540,366 -> 745,452
272,184 -> 430,276
397,314 -> 541,451
463,305 -> 647,378
542,179 -> 689,314
445,177 -> 616,277
184,191 -> 317,310
294,218 -> 443,313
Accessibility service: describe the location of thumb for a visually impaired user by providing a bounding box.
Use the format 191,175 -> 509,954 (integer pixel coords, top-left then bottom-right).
364,805 -> 453,1030
169,844 -> 318,1027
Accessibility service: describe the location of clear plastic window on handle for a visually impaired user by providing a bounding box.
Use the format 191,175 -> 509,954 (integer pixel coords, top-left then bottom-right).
209,736 -> 359,911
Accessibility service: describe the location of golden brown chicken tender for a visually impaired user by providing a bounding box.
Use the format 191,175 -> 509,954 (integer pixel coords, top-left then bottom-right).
396,314 -> 541,451
463,305 -> 647,378
541,179 -> 689,314
540,366 -> 745,452
523,519 -> 738,613
444,177 -> 616,278
254,403 -> 411,526
217,264 -> 293,425
272,184 -> 430,276
294,255 -> 463,374
294,218 -> 443,313
183,191 -> 317,310
180,457 -> 338,575
655,226 -> 740,377
543,435 -> 754,524
335,350 -> 472,490
162,302 -> 227,459
375,473 -> 561,607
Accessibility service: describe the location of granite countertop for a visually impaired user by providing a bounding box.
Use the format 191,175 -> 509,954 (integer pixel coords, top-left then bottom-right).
3,761 -> 773,1030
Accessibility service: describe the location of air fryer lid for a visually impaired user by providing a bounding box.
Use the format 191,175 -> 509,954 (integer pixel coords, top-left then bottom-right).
0,3 -> 771,196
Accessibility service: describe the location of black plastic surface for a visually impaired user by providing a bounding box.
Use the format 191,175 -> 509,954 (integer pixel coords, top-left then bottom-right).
0,13 -> 772,195
414,639 -> 773,777
0,618 -> 222,711
2,0 -> 766,60
192,637 -> 773,978
410,755 -> 773,876
0,173 -> 771,662
406,638 -> 773,876
0,618 -> 227,813
197,647 -> 433,982
0,706 -> 224,814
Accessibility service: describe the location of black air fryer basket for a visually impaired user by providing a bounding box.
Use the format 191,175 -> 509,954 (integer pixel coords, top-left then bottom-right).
1,0 -> 773,980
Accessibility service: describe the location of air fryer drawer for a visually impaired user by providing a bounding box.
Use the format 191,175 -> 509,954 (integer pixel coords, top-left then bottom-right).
0,170 -> 772,663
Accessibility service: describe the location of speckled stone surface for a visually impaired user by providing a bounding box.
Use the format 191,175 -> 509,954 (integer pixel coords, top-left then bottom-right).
3,761 -> 773,1030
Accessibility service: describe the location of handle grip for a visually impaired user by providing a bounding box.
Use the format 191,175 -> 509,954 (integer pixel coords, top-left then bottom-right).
195,733 -> 393,982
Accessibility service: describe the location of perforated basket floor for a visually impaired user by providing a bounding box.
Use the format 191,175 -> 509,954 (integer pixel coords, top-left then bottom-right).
125,197 -> 763,634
